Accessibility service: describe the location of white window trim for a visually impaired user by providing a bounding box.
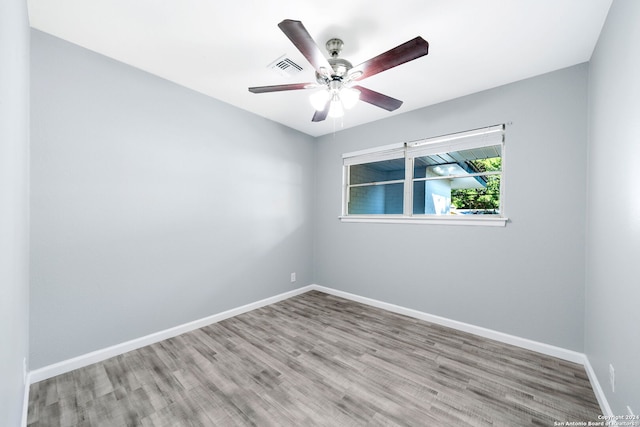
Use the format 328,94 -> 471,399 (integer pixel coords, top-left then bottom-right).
339,215 -> 508,226
340,124 -> 508,227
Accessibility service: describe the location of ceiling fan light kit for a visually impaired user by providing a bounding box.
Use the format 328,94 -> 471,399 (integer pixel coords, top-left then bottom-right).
309,81 -> 361,118
249,19 -> 429,123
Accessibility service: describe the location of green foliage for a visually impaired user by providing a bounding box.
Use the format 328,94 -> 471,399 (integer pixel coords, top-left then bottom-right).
451,158 -> 501,212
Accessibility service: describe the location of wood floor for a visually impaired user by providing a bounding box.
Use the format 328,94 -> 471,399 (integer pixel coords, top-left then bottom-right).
28,290 -> 601,426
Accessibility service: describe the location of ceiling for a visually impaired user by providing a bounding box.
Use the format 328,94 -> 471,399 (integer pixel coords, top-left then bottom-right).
27,0 -> 612,137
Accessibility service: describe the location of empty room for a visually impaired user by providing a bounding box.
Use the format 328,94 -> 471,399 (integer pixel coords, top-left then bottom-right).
2,0 -> 639,426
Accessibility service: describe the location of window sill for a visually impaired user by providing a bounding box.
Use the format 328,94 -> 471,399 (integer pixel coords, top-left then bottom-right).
339,215 -> 508,227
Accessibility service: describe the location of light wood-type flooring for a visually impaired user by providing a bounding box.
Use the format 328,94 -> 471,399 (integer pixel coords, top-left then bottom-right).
28,290 -> 601,426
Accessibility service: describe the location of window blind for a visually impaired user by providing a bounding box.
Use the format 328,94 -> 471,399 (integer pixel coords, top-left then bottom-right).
406,124 -> 504,158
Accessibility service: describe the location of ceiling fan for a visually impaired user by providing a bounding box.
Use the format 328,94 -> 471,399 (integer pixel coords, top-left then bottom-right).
248,19 -> 429,122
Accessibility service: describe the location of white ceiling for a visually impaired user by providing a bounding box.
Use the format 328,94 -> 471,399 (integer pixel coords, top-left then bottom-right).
27,0 -> 612,137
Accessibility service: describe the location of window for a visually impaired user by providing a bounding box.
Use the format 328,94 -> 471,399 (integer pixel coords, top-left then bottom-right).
348,158 -> 405,215
341,125 -> 507,226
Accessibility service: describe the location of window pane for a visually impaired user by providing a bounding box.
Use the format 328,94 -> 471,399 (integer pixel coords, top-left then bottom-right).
413,154 -> 501,215
350,158 -> 405,185
348,183 -> 404,214
413,153 -> 501,177
414,175 -> 500,215
451,175 -> 501,215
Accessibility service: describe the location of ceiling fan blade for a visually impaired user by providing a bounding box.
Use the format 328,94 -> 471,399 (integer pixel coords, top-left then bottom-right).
311,101 -> 330,122
351,37 -> 429,81
353,85 -> 403,111
278,19 -> 332,75
248,83 -> 313,93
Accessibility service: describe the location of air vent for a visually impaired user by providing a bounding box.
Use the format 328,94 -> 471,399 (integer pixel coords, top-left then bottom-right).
268,55 -> 303,78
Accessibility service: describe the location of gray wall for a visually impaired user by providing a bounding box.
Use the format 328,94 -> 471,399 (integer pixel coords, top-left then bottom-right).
586,0 -> 640,415
30,30 -> 315,369
0,0 -> 30,425
315,64 -> 589,351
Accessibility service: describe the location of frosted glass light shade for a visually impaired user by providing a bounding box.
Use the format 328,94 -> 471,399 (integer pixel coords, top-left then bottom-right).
341,87 -> 361,109
309,90 -> 330,111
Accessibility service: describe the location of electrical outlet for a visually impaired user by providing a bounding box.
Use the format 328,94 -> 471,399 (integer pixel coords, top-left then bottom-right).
609,364 -> 615,393
290,272 -> 296,283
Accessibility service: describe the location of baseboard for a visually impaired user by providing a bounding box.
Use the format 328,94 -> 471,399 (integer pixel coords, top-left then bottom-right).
309,285 -> 614,417
21,372 -> 31,427
309,285 -> 585,364
27,283 -> 611,419
583,356 -> 614,419
29,285 -> 315,384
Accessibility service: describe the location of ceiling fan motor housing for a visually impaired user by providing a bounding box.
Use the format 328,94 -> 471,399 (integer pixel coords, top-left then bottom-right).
315,38 -> 354,83
326,38 -> 343,56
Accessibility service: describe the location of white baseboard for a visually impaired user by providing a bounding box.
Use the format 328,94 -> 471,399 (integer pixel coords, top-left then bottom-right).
583,356 -> 614,419
27,283 -> 611,419
308,285 -> 612,418
309,285 -> 585,364
29,285 -> 315,384
21,372 -> 31,427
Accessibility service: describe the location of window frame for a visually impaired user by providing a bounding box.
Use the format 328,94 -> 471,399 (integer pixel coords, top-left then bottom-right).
340,124 -> 508,227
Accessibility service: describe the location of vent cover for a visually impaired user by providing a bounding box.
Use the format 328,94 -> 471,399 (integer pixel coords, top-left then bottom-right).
268,55 -> 304,77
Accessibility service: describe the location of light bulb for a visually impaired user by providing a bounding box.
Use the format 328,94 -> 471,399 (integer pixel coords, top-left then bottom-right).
340,87 -> 360,109
309,90 -> 330,111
